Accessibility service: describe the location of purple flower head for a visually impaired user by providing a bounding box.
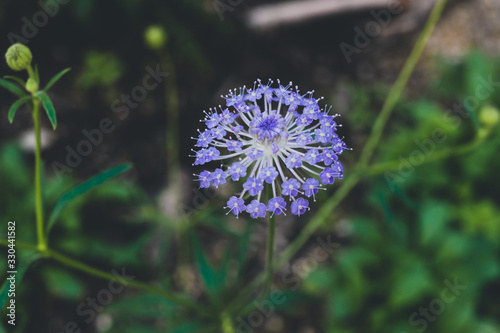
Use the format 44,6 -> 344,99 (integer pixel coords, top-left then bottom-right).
250,112 -> 286,141
225,196 -> 246,218
243,177 -> 264,196
211,126 -> 226,140
291,198 -> 309,216
304,149 -> 322,165
296,133 -> 313,146
246,200 -> 267,218
228,162 -> 247,181
195,130 -> 213,148
209,168 -> 227,187
226,140 -> 243,152
314,128 -> 332,144
192,79 -> 347,218
204,147 -> 220,163
302,178 -> 319,198
197,170 -> 211,188
221,109 -> 238,125
267,197 -> 286,216
206,112 -> 222,128
258,166 -> 279,184
296,114 -> 314,127
246,148 -> 264,161
320,167 -> 335,185
285,153 -> 302,169
322,149 -> 338,166
281,178 -> 301,198
320,115 -> 337,131
332,137 -> 347,154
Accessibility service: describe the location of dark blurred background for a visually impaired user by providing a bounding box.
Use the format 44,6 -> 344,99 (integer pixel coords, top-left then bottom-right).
1,0 -> 500,332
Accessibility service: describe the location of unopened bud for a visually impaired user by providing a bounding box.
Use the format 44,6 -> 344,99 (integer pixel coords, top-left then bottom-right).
479,105 -> 499,128
5,43 -> 32,71
26,77 -> 38,94
144,25 -> 168,50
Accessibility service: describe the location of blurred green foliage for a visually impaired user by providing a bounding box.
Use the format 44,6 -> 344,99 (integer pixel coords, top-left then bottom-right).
76,51 -> 124,90
300,51 -> 500,333
1,8 -> 500,328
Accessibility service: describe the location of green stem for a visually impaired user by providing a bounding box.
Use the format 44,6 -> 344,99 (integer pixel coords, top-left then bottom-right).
224,0 -> 449,316
226,172 -> 361,316
220,312 -> 236,333
27,65 -> 36,82
48,248 -> 210,316
0,240 -> 39,252
33,98 -> 46,252
358,0 -> 449,170
365,137 -> 484,177
0,239 -> 210,315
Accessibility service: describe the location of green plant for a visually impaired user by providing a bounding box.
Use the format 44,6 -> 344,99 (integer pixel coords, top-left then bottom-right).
1,0 -> 499,331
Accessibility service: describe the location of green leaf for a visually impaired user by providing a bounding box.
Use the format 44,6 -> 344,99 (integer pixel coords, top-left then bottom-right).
43,267 -> 85,300
0,251 -> 41,309
47,164 -> 132,233
44,68 -> 71,91
0,78 -> 27,98
36,91 -> 57,130
191,231 -> 219,294
237,222 -> 254,277
191,231 -> 228,299
4,75 -> 26,88
8,96 -> 31,123
419,202 -> 450,245
389,258 -> 434,307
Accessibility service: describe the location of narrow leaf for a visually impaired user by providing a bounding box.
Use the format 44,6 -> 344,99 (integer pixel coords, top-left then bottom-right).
237,222 -> 254,277
47,164 -> 132,233
4,75 -> 26,88
0,251 -> 41,309
44,68 -> 71,91
0,78 -> 27,98
191,231 -> 219,295
8,96 -> 31,123
36,91 -> 57,130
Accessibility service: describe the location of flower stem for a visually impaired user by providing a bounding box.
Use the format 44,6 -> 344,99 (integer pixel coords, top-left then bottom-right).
357,0 -> 449,169
33,98 -> 46,252
0,239 -> 211,316
365,137 -> 484,177
223,0 -> 449,316
46,249 -> 210,313
221,312 -> 236,333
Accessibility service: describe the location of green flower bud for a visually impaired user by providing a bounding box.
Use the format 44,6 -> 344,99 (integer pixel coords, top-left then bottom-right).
5,43 -> 32,71
26,77 -> 39,94
144,25 -> 168,50
479,105 -> 499,128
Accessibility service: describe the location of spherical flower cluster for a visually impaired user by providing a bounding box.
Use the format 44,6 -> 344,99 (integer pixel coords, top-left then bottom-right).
192,79 -> 347,219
